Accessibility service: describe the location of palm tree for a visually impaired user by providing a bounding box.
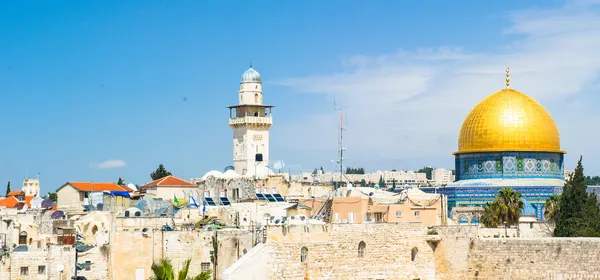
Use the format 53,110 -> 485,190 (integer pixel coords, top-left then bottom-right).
494,188 -> 525,236
150,258 -> 211,280
544,194 -> 560,222
481,201 -> 502,228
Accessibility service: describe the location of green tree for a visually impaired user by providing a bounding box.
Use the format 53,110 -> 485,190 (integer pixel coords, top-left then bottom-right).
495,188 -> 524,236
378,176 -> 386,189
5,181 -> 10,196
481,201 -> 502,228
417,166 -> 433,180
554,156 -> 596,237
47,192 -> 57,201
481,188 -> 524,235
584,175 -> 600,185
543,194 -> 560,222
391,179 -> 397,192
150,258 -> 211,280
360,179 -> 366,187
345,167 -> 365,174
117,177 -> 125,185
151,164 -> 172,180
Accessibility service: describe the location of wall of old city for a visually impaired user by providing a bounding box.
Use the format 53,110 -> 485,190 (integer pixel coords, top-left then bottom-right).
432,225 -> 600,280
466,238 -> 600,280
225,223 -> 437,280
110,228 -> 253,280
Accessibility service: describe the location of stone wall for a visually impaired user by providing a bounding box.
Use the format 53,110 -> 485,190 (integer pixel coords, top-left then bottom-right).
465,238 -> 600,280
110,229 -> 253,280
225,223 -> 437,280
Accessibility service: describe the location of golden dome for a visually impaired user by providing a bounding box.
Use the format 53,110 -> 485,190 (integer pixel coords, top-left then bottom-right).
455,88 -> 564,154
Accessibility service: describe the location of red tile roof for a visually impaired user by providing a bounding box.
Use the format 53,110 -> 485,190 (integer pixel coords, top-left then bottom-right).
60,182 -> 131,192
0,195 -> 35,208
142,175 -> 196,187
7,191 -> 24,196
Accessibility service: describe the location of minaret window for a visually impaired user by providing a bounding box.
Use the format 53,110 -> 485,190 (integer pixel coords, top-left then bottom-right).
254,93 -> 259,103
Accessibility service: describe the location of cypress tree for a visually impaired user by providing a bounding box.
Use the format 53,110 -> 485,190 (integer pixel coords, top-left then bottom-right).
555,156 -> 591,237
5,181 -> 10,196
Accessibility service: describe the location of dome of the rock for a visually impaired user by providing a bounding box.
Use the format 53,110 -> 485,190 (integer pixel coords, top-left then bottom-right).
455,88 -> 564,154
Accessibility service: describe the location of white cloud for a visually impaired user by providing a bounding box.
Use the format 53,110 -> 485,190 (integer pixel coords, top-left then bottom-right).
90,159 -> 127,169
277,1 -> 600,173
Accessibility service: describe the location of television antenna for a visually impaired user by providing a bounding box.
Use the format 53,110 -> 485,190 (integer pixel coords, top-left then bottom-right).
333,94 -> 346,189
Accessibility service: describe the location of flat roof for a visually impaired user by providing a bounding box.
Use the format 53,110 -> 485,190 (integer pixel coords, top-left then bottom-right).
226,105 -> 275,109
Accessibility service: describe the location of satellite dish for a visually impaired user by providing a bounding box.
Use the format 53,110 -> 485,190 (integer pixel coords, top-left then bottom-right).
369,192 -> 374,197
273,161 -> 284,170
41,200 -> 53,209
56,264 -> 64,272
127,183 -> 137,191
21,204 -> 28,212
51,211 -> 65,220
347,183 -> 353,189
142,228 -> 149,235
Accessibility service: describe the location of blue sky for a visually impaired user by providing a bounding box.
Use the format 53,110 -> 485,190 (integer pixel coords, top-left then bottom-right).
1,0 -> 600,194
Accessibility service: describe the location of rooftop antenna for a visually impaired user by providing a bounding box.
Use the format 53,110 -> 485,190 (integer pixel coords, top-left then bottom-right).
333,94 -> 345,189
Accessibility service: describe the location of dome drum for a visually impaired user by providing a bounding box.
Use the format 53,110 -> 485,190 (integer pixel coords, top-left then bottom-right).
454,151 -> 564,181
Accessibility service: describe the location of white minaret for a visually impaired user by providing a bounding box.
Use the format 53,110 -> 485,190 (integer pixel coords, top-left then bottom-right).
228,65 -> 274,176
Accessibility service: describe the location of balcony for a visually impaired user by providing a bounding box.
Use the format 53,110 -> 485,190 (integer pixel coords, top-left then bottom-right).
229,116 -> 272,126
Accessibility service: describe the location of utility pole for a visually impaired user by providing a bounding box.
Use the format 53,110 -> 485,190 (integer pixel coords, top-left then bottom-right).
72,232 -> 94,280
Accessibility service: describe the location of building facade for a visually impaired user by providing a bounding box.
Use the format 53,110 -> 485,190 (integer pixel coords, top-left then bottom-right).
228,65 -> 274,177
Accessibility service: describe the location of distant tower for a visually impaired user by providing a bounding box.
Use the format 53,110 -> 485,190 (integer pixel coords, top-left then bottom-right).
22,178 -> 40,197
228,65 -> 274,176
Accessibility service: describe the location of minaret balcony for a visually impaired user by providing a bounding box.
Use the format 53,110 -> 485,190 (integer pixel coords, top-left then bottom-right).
229,116 -> 273,126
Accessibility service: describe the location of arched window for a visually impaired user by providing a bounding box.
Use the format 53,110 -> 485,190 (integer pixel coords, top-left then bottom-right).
124,211 -> 130,217
358,241 -> 366,258
411,247 -> 418,261
19,231 -> 27,245
91,225 -> 98,235
300,246 -> 308,263
135,211 -> 141,217
254,93 -> 259,103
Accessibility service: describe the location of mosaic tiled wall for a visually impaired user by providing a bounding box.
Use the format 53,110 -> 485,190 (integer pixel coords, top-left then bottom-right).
455,152 -> 564,181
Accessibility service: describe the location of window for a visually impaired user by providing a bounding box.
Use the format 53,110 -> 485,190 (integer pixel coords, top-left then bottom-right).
358,241 -> 366,258
254,93 -> 259,103
135,211 -> 141,217
20,267 -> 28,276
348,212 -> 354,224
84,192 -> 89,198
124,211 -> 130,217
530,222 -> 534,229
233,188 -> 239,200
201,262 -> 211,272
85,260 -> 91,271
37,240 -> 41,249
411,247 -> 418,261
300,246 -> 308,263
19,231 -> 27,245
396,210 -> 402,217
38,266 -> 46,274
414,211 -> 420,217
